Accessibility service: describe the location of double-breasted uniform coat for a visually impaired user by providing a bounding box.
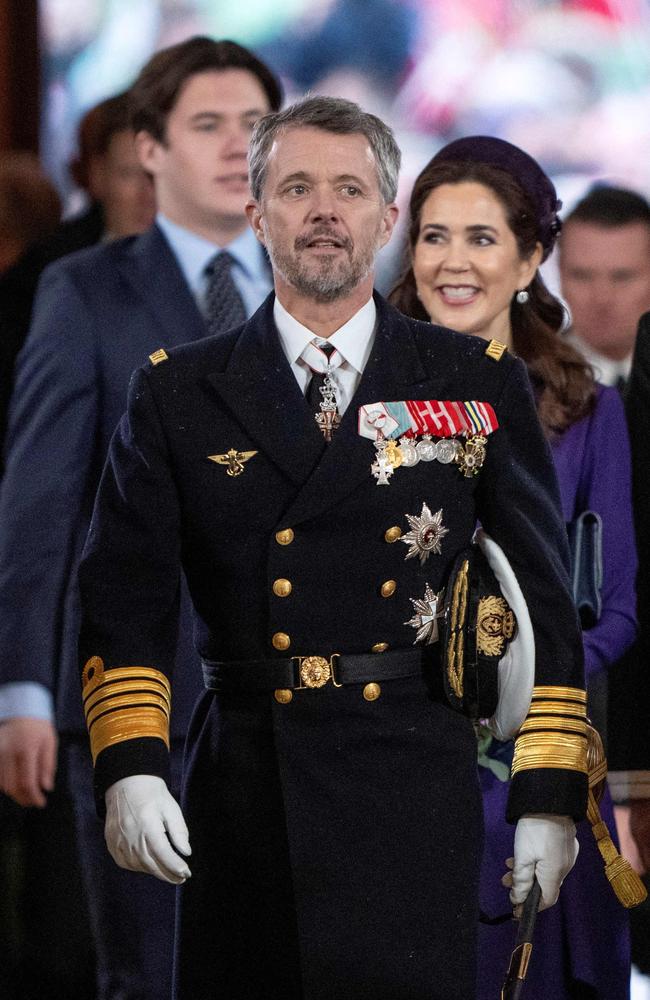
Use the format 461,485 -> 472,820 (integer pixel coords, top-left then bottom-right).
79,293 -> 588,1000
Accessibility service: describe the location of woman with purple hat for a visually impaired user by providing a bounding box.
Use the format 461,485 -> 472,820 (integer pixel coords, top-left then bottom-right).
391,136 -> 636,999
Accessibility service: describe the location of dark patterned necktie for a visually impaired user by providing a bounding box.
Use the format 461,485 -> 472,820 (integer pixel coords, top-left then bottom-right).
306,343 -> 335,412
204,251 -> 247,335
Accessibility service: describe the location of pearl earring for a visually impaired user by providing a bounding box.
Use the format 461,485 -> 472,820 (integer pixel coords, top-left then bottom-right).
516,289 -> 529,304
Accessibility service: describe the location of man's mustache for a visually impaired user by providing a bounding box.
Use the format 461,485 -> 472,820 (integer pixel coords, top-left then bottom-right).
294,227 -> 353,253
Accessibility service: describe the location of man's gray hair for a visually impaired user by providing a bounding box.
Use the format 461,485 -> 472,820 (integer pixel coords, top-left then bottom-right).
248,96 -> 401,204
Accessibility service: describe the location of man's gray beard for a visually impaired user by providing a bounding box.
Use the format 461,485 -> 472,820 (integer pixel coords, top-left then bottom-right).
265,235 -> 377,304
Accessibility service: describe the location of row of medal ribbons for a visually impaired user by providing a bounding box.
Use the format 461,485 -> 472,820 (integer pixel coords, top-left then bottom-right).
357,399 -> 499,442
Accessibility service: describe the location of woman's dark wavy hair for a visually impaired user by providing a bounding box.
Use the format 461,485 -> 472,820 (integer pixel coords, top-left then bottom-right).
389,160 -> 595,436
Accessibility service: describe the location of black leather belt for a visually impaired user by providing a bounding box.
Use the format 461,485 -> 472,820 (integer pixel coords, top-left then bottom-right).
202,647 -> 439,695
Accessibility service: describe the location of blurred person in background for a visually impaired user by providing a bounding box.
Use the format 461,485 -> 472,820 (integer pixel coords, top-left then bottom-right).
0,152 -> 61,468
391,136 -> 637,999
33,88 -> 156,258
0,152 -> 96,1000
610,314 -> 650,978
559,185 -> 650,390
0,36 -> 281,1000
0,91 -> 156,465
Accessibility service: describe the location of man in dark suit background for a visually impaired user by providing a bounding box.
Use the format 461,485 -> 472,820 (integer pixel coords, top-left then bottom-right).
78,96 -> 587,1000
0,153 -> 61,474
0,36 -> 281,1000
610,311 -> 650,973
560,185 -> 650,390
0,92 -> 156,467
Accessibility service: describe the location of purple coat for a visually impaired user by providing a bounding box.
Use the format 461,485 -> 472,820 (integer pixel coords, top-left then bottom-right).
477,385 -> 636,1000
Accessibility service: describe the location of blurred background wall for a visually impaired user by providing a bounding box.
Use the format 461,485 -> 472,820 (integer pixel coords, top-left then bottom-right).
31,0 -> 650,208
4,0 -> 642,292
1,1 -> 648,272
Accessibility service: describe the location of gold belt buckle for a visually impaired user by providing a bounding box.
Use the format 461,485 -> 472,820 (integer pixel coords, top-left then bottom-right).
293,654 -> 342,689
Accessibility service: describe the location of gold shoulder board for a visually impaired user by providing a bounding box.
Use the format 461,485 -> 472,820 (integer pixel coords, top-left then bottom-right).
485,340 -> 507,362
149,348 -> 168,366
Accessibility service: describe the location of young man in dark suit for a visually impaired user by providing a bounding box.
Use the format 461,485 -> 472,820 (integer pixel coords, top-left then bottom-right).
0,36 -> 281,1000
79,96 -> 588,1000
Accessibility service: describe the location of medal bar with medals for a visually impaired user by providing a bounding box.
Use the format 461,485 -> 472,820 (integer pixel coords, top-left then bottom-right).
361,400 -> 496,486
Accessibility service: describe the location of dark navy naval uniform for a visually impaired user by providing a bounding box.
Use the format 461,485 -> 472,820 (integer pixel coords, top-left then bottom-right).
79,293 -> 588,1000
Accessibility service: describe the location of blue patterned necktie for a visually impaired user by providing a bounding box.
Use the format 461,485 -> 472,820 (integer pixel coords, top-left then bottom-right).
204,251 -> 247,335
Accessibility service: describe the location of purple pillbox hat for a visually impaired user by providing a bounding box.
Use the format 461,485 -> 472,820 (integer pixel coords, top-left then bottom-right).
430,135 -> 562,260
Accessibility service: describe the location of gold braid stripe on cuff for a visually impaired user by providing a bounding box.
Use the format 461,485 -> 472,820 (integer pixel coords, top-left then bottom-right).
531,685 -> 587,704
511,731 -> 588,776
82,657 -> 171,763
527,700 -> 587,718
88,708 -> 171,764
85,691 -> 171,731
519,716 -> 588,737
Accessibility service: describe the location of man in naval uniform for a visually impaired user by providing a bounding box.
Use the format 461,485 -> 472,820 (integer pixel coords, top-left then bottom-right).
78,97 -> 589,1000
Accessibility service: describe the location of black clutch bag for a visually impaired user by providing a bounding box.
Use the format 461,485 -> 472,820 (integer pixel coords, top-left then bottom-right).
567,510 -> 603,630
441,545 -> 517,720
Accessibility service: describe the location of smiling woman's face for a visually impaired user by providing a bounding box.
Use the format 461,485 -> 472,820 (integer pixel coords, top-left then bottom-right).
412,181 -> 540,346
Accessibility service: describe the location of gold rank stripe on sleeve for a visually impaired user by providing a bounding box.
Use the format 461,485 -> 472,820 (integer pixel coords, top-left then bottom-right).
511,684 -> 589,777
82,656 -> 171,764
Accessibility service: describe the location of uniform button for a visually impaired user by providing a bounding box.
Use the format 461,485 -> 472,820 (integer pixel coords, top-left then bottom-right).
371,642 -> 389,653
274,689 -> 293,704
384,526 -> 402,543
380,580 -> 397,598
273,578 -> 292,597
363,683 -> 381,701
275,528 -> 294,545
272,632 -> 291,651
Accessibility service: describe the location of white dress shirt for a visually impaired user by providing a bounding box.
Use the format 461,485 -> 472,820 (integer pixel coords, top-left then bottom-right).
273,296 -> 377,415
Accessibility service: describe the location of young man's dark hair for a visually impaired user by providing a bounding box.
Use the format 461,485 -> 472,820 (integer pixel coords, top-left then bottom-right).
565,185 -> 650,229
130,36 -> 282,142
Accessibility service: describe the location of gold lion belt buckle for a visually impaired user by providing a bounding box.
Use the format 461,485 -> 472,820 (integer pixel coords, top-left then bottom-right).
440,545 -> 517,720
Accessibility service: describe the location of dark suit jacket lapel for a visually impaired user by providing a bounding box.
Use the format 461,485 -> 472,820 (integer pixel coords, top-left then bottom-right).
281,295 -> 431,527
118,225 -> 206,347
206,297 -> 326,485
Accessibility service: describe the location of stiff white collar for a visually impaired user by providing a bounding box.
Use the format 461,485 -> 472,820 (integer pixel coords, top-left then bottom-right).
273,295 -> 377,374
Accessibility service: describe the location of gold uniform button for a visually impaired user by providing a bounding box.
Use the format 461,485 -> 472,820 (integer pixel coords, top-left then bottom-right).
275,528 -> 294,545
380,580 -> 397,598
272,631 -> 291,651
384,526 -> 402,543
363,683 -> 381,701
371,642 -> 389,653
273,578 -> 292,598
274,689 -> 293,704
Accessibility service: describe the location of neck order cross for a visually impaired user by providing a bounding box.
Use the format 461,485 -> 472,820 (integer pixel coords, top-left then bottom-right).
303,341 -> 343,442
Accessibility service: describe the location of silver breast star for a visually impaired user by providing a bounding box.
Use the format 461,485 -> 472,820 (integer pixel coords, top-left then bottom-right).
405,584 -> 445,645
400,502 -> 449,565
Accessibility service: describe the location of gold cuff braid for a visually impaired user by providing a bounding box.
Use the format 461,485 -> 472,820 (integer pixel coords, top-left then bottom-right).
511,684 -> 588,776
82,656 -> 171,764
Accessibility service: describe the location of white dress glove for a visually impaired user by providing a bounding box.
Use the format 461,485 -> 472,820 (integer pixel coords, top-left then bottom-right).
104,774 -> 192,884
506,814 -> 578,912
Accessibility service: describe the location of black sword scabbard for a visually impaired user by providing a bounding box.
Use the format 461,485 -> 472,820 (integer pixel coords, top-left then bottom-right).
500,879 -> 542,1000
